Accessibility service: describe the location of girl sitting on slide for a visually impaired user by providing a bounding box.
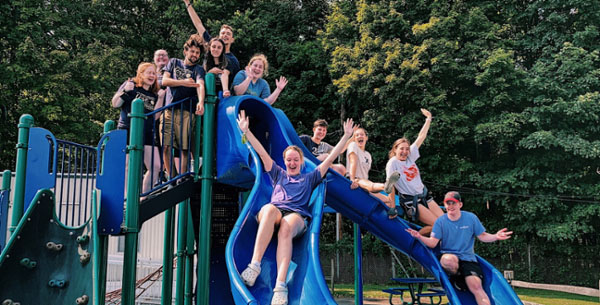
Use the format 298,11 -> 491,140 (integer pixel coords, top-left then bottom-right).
386,109 -> 444,233
237,110 -> 355,305
346,127 -> 399,205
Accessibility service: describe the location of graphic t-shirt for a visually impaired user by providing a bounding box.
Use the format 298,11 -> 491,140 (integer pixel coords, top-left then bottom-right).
267,164 -> 323,219
164,58 -> 205,111
385,144 -> 425,195
431,211 -> 486,262
345,142 -> 372,180
299,135 -> 333,158
116,82 -> 158,130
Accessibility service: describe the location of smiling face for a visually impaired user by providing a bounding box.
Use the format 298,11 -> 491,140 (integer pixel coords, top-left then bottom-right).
249,59 -> 265,79
153,50 -> 168,70
443,194 -> 463,218
210,40 -> 224,58
141,65 -> 157,88
219,27 -> 234,47
184,45 -> 201,65
312,126 -> 327,142
284,149 -> 303,176
354,128 -> 368,149
395,142 -> 410,161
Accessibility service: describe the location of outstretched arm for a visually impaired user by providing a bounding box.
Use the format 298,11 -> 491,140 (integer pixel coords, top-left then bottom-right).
183,0 -> 207,41
237,110 -> 273,171
413,108 -> 432,148
477,228 -> 513,243
264,76 -> 288,105
405,228 -> 440,248
317,118 -> 356,177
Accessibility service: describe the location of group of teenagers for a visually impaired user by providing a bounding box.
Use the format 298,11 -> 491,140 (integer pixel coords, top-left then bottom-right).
110,2 -> 512,305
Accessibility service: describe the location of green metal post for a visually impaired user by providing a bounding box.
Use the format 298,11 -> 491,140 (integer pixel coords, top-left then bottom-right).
9,114 -> 33,236
1,170 -> 11,191
184,219 -> 195,305
197,73 -> 216,305
121,99 -> 145,305
193,114 -> 202,181
95,120 -> 115,305
161,207 -> 176,305
354,223 -> 363,305
175,201 -> 189,305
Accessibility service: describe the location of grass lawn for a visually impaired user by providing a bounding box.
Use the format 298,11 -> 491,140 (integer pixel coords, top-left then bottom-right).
331,284 -> 599,305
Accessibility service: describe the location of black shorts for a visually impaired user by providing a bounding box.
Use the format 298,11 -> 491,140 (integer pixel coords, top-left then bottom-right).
459,260 -> 484,280
277,207 -> 309,234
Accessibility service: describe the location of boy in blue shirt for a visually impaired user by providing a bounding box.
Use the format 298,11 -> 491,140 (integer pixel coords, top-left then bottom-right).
406,191 -> 512,305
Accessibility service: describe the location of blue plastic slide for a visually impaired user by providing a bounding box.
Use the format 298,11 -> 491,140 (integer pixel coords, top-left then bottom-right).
219,96 -> 522,305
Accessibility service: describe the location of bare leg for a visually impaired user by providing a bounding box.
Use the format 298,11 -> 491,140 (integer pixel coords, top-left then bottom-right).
427,199 -> 445,217
179,150 -> 189,174
250,204 -> 283,263
357,179 -> 385,193
275,213 -> 305,283
163,145 -> 175,178
466,275 -> 491,305
417,204 -> 441,226
142,145 -> 162,194
331,164 -> 346,176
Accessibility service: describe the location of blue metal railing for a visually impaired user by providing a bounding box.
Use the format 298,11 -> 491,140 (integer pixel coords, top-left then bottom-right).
55,139 -> 97,227
141,96 -> 198,197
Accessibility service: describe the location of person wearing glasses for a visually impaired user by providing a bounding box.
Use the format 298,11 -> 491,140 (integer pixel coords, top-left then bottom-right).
385,109 -> 444,231
406,191 -> 513,305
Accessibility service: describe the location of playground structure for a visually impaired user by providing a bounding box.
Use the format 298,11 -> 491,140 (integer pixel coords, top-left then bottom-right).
0,74 -> 523,305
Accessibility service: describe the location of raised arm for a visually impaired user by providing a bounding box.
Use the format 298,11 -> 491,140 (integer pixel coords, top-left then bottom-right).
233,68 -> 254,96
183,0 -> 207,41
317,118 -> 356,177
263,76 -> 288,105
111,80 -> 134,108
477,228 -> 513,243
413,108 -> 432,148
237,110 -> 273,171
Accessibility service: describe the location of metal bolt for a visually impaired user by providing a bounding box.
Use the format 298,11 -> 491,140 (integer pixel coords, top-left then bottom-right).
76,235 -> 89,244
80,251 -> 91,264
76,295 -> 89,305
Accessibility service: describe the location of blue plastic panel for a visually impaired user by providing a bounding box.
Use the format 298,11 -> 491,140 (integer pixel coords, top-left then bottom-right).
24,127 -> 57,210
95,129 -> 127,235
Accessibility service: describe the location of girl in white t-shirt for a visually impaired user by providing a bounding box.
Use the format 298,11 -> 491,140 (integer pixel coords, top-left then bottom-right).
386,109 -> 444,230
346,128 -> 398,205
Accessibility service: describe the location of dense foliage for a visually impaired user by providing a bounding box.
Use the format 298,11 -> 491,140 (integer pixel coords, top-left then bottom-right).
1,0 -> 598,286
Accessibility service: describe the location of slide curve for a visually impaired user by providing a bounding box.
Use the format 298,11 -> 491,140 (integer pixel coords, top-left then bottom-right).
218,96 -> 522,305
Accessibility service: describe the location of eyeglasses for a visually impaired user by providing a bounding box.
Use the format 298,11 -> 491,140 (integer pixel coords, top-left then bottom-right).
443,198 -> 460,205
155,53 -> 168,57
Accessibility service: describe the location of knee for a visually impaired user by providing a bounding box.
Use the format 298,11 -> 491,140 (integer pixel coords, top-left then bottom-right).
332,164 -> 346,176
259,204 -> 280,221
277,222 -> 293,240
440,254 -> 459,275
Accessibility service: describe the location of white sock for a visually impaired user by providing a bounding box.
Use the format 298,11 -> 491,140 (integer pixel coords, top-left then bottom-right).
250,261 -> 261,270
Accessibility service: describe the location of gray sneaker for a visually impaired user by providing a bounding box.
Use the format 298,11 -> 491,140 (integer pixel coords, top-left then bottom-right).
384,172 -> 400,193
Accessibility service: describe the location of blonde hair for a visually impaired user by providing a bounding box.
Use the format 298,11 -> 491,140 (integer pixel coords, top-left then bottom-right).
283,145 -> 304,164
247,54 -> 269,76
388,138 -> 410,159
132,62 -> 159,94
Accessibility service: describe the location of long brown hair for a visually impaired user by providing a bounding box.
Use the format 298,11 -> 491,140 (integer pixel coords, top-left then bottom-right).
132,62 -> 159,94
388,138 -> 410,159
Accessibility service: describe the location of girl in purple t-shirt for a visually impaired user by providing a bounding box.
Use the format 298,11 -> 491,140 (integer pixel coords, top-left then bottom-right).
236,110 -> 355,305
